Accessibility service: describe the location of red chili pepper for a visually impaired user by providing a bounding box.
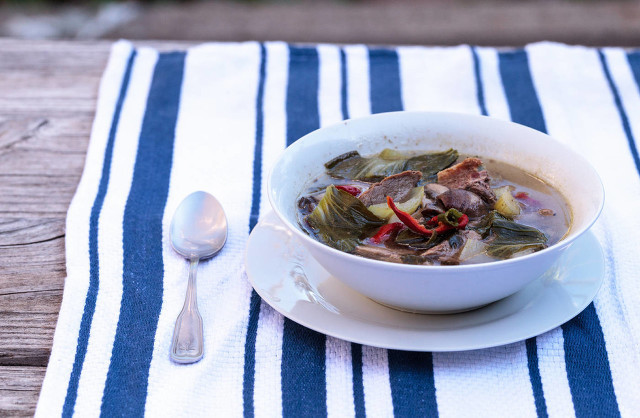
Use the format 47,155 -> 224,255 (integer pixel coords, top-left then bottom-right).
386,196 -> 433,235
514,191 -> 541,208
430,212 -> 468,233
336,185 -> 361,197
434,223 -> 453,234
426,215 -> 439,227
370,222 -> 403,244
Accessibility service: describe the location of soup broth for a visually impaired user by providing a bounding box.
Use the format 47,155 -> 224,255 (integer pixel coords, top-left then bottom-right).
296,149 -> 571,266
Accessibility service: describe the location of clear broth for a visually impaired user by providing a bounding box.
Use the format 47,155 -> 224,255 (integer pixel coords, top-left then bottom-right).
297,153 -> 572,265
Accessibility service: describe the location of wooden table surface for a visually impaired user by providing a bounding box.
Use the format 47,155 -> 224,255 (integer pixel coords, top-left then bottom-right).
0,38 -> 191,417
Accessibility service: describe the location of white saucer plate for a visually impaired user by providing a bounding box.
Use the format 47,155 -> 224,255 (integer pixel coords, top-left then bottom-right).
245,211 -> 605,352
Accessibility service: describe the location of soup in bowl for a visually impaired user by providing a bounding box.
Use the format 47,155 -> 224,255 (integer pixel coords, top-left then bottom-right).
268,112 -> 604,313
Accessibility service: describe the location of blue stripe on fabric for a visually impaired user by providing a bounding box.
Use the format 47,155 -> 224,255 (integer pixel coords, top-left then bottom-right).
525,338 -> 548,418
242,292 -> 262,418
471,47 -> 488,116
281,45 -> 327,418
369,48 -> 403,113
101,51 -> 185,416
243,43 -> 267,418
340,48 -> 350,120
499,49 -> 619,418
562,304 -> 620,417
249,43 -> 267,233
498,50 -> 547,132
351,344 -> 366,418
61,49 -> 137,418
368,47 -> 437,417
286,46 -> 320,146
388,350 -> 437,417
498,49 -> 550,418
611,51 -> 640,177
281,322 -> 327,417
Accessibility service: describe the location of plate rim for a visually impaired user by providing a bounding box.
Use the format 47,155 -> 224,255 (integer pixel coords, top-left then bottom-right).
245,211 -> 605,352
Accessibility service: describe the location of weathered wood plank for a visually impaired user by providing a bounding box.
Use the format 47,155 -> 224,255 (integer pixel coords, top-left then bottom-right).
0,366 -> 46,391
0,116 -> 90,217
0,367 -> 46,416
0,238 -> 66,294
0,39 -> 106,415
0,218 -> 65,246
0,390 -> 40,417
0,74 -> 104,99
0,319 -> 60,366
0,290 -> 62,367
0,117 -> 92,156
0,98 -> 99,115
0,38 -> 196,415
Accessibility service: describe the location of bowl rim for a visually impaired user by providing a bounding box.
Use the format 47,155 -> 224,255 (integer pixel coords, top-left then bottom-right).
267,111 -> 605,272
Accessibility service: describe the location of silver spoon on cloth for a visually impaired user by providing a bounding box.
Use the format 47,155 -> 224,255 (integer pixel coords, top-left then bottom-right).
169,191 -> 227,364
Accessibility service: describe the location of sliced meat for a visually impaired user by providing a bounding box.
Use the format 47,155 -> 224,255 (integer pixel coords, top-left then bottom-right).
354,245 -> 406,264
424,183 -> 449,199
422,240 -> 458,265
420,196 -> 444,218
421,230 -> 480,265
297,196 -> 317,216
358,170 -> 422,206
399,254 -> 433,265
467,183 -> 497,204
436,158 -> 496,204
437,189 -> 489,219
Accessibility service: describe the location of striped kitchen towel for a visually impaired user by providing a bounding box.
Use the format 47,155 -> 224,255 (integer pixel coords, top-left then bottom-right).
36,40 -> 639,417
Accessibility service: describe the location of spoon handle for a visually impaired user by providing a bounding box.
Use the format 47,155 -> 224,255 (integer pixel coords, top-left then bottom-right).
170,258 -> 204,363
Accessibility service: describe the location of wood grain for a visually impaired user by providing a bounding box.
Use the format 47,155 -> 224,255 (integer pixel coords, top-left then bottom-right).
0,38 -> 183,416
0,38 -> 197,416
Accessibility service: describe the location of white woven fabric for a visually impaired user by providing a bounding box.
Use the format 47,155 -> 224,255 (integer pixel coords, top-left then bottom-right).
36,40 -> 640,417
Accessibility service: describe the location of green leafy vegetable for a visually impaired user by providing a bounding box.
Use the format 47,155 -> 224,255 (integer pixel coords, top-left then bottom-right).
395,228 -> 442,249
473,211 -> 548,258
404,149 -> 460,181
324,151 -> 359,169
437,208 -> 466,228
326,148 -> 459,182
305,185 -> 386,252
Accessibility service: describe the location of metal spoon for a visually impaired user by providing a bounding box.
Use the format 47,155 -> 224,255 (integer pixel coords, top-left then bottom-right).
169,191 -> 227,363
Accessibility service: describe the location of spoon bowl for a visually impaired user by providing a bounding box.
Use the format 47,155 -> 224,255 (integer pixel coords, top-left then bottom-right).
169,191 -> 227,363
170,191 -> 228,260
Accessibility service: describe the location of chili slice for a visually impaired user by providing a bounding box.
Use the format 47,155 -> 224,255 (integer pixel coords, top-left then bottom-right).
336,185 -> 361,197
386,196 -> 433,235
514,191 -> 542,208
387,197 -> 469,236
428,210 -> 469,233
370,222 -> 403,244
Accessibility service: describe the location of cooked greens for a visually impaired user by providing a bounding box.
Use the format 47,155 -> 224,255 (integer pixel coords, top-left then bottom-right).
395,228 -> 441,249
326,148 -> 459,182
305,185 -> 386,252
474,211 -> 548,258
298,149 -> 568,265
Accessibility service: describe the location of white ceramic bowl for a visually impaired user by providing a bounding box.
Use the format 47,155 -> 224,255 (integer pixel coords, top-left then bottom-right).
268,112 -> 604,313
